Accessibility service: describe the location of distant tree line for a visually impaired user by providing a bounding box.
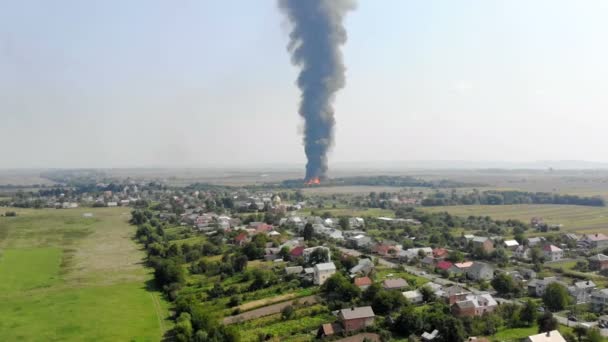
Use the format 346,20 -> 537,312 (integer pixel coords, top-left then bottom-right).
421,190 -> 605,207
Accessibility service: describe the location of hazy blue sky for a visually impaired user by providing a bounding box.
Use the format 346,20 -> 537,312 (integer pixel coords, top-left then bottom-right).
3,0 -> 608,169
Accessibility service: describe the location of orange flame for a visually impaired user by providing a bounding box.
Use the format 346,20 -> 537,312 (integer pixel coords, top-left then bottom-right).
305,177 -> 321,185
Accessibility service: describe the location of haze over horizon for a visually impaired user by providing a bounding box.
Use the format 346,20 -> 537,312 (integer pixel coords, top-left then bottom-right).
3,0 -> 608,168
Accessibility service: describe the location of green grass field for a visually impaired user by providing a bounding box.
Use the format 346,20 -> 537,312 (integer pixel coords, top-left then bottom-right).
422,204 -> 608,234
0,207 -> 170,341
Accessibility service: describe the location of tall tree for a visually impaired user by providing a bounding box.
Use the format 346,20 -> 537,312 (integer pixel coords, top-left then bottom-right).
542,282 -> 572,311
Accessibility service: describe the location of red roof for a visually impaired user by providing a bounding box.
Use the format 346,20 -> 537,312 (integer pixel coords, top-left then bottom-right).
374,244 -> 396,255
433,248 -> 448,258
354,277 -> 373,287
255,223 -> 273,233
290,246 -> 305,257
436,260 -> 453,270
543,244 -> 562,252
235,232 -> 248,242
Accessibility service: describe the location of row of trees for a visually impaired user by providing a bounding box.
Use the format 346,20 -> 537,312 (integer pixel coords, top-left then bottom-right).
422,190 -> 605,207
130,209 -> 241,342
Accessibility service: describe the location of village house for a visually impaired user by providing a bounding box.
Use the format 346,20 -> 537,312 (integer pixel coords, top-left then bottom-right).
452,294 -> 498,318
349,217 -> 365,228
579,233 -> 608,249
543,245 -> 563,262
526,330 -> 566,342
400,247 -> 433,260
466,262 -> 494,281
471,236 -> 495,253
233,232 -> 249,247
589,254 -> 608,271
449,261 -> 474,275
503,239 -> 520,249
348,234 -> 372,248
527,277 -> 566,297
313,262 -> 336,285
354,276 -> 373,290
349,258 -> 374,276
514,245 -> 531,260
591,288 -> 608,312
432,248 -> 448,259
436,260 -> 453,272
373,242 -> 402,257
527,236 -> 545,247
441,285 -> 471,305
568,280 -> 596,304
382,278 -> 408,290
338,306 -> 376,333
290,246 -> 305,259
403,289 -> 423,304
285,266 -> 303,275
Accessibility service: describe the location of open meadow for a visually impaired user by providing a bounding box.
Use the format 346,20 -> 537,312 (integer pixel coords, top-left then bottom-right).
422,204 -> 608,234
0,207 -> 170,341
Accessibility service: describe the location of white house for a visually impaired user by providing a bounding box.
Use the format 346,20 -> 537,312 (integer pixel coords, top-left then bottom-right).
543,245 -> 563,262
403,290 -> 423,304
313,262 -> 336,285
504,240 -> 520,249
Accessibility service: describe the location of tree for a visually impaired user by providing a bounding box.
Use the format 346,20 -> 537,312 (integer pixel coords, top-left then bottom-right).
520,300 -> 538,327
308,248 -> 329,265
303,223 -> 314,241
420,285 -> 437,303
537,312 -> 558,333
587,327 -> 602,342
233,255 -> 248,272
175,312 -> 193,342
338,216 -> 350,230
447,250 -> 464,263
572,325 -> 587,342
437,316 -> 466,342
370,289 -> 407,315
321,273 -> 360,302
281,305 -> 295,320
491,273 -> 518,297
542,282 -> 572,312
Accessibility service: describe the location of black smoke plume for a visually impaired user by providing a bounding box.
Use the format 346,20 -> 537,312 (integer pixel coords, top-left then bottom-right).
278,0 -> 356,181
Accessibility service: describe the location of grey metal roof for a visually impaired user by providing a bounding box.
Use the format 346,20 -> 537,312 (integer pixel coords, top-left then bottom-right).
339,306 -> 375,320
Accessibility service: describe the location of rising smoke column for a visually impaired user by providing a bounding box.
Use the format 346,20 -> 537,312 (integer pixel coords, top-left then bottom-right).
278,0 -> 356,181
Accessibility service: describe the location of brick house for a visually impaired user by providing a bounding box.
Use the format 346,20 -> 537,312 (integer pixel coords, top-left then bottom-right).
471,237 -> 495,254
441,285 -> 471,305
589,254 -> 608,271
338,306 -> 376,332
452,294 -> 498,318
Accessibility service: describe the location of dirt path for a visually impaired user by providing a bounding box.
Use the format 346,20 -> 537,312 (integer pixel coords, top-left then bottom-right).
223,295 -> 318,324
149,292 -> 166,333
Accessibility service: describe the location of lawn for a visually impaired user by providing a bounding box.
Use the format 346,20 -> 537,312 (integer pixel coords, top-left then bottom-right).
0,247 -> 62,292
0,207 -> 170,341
422,204 -> 608,234
493,325 -> 539,341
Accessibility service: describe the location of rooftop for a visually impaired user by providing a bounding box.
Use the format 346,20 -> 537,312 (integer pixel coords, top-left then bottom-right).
339,306 -> 375,320
527,330 -> 566,342
314,262 -> 336,272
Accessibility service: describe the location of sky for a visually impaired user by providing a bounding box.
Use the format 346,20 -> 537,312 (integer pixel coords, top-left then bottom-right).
2,0 -> 608,169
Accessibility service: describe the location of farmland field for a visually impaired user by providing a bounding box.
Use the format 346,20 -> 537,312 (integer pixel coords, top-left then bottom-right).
0,207 -> 170,341
422,204 -> 608,234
